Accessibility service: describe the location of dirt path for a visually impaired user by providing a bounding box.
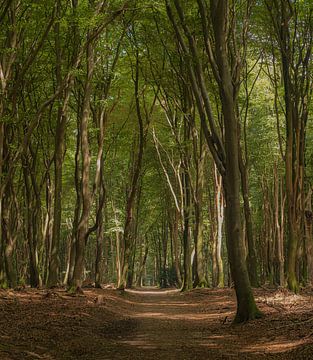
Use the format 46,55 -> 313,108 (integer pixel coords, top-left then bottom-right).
1,287 -> 313,359
106,288 -> 233,359
104,288 -> 313,359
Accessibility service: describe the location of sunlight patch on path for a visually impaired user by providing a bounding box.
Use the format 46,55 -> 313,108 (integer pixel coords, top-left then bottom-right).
126,287 -> 179,296
240,338 -> 307,354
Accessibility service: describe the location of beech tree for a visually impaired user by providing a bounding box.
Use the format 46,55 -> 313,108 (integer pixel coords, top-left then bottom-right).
165,0 -> 262,322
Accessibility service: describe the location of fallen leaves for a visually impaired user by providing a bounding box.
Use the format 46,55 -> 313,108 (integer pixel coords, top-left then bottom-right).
0,287 -> 313,359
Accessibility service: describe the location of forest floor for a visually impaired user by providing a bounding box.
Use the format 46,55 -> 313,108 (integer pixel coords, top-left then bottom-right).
0,286 -> 313,359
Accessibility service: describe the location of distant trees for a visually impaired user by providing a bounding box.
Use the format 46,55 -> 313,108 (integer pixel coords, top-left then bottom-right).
266,0 -> 313,293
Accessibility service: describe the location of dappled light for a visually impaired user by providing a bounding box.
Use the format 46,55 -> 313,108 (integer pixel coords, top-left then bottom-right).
1,287 -> 313,359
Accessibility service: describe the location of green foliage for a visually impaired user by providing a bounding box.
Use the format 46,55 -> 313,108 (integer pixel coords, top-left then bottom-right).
0,0 -> 312,295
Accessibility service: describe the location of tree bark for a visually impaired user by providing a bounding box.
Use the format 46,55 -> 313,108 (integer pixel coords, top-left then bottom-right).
239,150 -> 258,287
193,131 -> 208,288
47,0 -> 71,286
305,189 -> 313,285
118,51 -> 145,290
71,34 -> 94,290
214,164 -> 224,288
210,0 -> 261,321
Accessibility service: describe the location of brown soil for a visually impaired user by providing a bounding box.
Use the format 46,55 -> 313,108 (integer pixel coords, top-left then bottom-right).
0,286 -> 313,359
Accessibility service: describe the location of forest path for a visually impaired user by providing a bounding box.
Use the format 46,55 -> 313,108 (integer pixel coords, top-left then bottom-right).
102,287 -> 312,359
106,287 -> 234,359
1,287 -> 313,359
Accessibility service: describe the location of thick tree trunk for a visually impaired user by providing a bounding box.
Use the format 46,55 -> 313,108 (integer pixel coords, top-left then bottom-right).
211,0 -> 261,322
223,131 -> 260,321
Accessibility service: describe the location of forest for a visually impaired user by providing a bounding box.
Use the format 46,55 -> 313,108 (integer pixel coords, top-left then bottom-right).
0,0 -> 313,358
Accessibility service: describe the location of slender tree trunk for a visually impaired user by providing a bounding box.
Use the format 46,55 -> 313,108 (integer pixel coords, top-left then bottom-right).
274,164 -> 285,286
93,107 -> 107,288
3,182 -> 19,288
209,179 -> 218,287
66,116 -> 81,286
136,239 -> 148,287
95,192 -> 105,288
94,168 -> 106,287
171,209 -> 182,286
214,165 -> 224,288
71,35 -> 94,290
193,134 -> 207,288
118,52 -> 145,290
305,189 -> 313,285
181,169 -> 192,291
239,151 -> 258,287
160,217 -> 168,288
22,153 -> 41,288
112,199 -> 122,286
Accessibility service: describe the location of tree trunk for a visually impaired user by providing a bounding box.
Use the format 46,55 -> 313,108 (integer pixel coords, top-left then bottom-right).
211,0 -> 261,322
171,209 -> 182,286
2,182 -> 18,288
66,115 -> 81,286
305,189 -> 313,285
95,193 -> 105,288
239,150 -> 258,287
193,133 -> 207,288
71,35 -> 94,290
214,165 -> 224,288
118,52 -> 145,290
274,164 -> 285,286
267,0 -> 311,293
136,240 -> 148,287
181,169 -> 192,291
